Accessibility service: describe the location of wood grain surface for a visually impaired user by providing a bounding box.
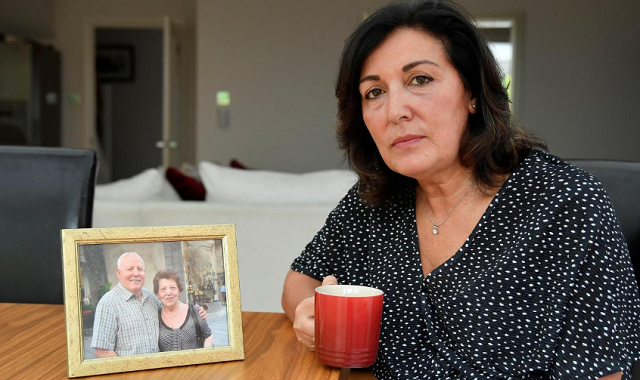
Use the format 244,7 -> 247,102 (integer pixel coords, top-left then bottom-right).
0,303 -> 354,379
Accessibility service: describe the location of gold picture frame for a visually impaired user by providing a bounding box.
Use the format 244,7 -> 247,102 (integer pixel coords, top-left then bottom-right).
61,225 -> 244,378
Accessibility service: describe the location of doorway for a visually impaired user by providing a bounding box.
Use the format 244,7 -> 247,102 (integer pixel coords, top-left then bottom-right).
95,28 -> 163,183
84,17 -> 185,184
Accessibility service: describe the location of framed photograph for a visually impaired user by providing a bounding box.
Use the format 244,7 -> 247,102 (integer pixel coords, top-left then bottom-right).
95,45 -> 135,82
61,225 -> 244,378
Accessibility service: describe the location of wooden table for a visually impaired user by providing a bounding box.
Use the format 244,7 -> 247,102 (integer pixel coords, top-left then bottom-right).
0,303 -> 374,379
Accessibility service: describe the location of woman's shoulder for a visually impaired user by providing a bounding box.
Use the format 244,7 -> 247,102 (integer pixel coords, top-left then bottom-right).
187,303 -> 198,312
181,304 -> 197,327
330,181 -> 413,221
336,183 -> 366,208
515,149 -> 605,193
504,149 -> 613,221
327,183 -> 368,220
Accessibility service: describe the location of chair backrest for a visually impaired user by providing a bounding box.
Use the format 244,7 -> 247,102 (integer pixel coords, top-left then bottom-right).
0,146 -> 96,304
569,159 -> 640,287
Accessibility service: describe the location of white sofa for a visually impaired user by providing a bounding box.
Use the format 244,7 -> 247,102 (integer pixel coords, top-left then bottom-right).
92,163 -> 356,312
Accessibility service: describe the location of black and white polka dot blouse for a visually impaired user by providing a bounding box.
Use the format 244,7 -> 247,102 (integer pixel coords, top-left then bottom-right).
291,150 -> 640,379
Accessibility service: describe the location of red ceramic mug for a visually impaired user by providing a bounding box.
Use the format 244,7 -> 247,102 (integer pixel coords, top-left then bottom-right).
315,285 -> 384,368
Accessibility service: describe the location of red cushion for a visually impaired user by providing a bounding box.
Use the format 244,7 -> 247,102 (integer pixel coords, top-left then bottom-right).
165,167 -> 206,201
230,159 -> 250,170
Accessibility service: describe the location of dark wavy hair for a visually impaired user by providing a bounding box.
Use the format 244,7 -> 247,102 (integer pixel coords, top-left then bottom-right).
153,270 -> 184,295
336,0 -> 546,206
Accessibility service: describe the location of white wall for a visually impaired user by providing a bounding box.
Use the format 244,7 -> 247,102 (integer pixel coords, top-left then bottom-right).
196,0 -> 640,172
196,0 -> 389,172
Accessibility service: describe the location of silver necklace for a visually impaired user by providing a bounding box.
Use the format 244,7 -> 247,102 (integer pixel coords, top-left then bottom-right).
162,301 -> 182,318
418,181 -> 475,235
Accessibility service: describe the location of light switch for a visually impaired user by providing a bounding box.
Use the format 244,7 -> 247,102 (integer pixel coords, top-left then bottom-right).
217,91 -> 230,129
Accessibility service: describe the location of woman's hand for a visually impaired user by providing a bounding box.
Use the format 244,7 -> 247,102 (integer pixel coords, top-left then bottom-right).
292,276 -> 338,351
292,296 -> 315,350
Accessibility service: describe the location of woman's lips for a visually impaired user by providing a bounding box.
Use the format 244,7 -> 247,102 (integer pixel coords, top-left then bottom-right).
392,135 -> 423,148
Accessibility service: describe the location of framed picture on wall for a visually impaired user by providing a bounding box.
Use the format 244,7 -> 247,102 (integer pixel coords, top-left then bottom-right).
96,45 -> 135,82
61,225 -> 244,378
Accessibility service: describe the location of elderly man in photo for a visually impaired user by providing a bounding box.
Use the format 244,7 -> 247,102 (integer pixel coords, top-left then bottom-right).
91,252 -> 206,357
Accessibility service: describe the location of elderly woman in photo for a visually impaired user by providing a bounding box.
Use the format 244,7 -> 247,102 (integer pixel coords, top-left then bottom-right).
281,0 -> 640,379
153,270 -> 213,351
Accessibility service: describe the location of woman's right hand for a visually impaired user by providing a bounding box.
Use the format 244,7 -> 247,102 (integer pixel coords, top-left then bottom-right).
292,275 -> 337,351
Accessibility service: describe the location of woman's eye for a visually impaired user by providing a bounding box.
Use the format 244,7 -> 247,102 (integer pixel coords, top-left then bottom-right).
410,75 -> 430,85
365,88 -> 383,99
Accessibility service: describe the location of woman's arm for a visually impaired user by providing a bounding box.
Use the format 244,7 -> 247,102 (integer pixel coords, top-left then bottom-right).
544,176 -> 639,379
282,270 -> 337,350
598,372 -> 622,380
282,269 -> 321,322
194,305 -> 213,348
599,372 -> 622,380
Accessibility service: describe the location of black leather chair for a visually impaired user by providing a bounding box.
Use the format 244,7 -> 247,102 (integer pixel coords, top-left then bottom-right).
0,146 -> 96,304
570,159 -> 640,378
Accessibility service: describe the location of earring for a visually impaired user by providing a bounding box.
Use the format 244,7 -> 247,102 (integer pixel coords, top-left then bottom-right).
472,104 -> 476,109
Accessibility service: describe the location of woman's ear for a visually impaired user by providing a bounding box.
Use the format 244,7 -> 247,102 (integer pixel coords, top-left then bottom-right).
468,97 -> 478,114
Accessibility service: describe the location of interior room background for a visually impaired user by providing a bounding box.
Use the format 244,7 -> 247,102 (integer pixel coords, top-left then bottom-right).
1,0 -> 638,178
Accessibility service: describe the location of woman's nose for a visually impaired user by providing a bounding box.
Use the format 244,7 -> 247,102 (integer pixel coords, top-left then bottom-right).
387,87 -> 412,124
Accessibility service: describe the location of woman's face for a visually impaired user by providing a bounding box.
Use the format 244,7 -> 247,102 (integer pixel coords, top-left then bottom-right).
359,28 -> 476,182
157,278 -> 181,308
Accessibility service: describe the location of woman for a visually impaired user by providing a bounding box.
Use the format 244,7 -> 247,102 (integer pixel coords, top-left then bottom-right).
153,270 -> 213,351
281,1 -> 640,379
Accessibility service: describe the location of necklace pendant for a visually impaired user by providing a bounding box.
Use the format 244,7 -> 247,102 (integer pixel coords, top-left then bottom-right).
432,225 -> 438,235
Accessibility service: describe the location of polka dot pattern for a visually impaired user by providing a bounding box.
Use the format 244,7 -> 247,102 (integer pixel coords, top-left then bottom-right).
291,150 -> 640,379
